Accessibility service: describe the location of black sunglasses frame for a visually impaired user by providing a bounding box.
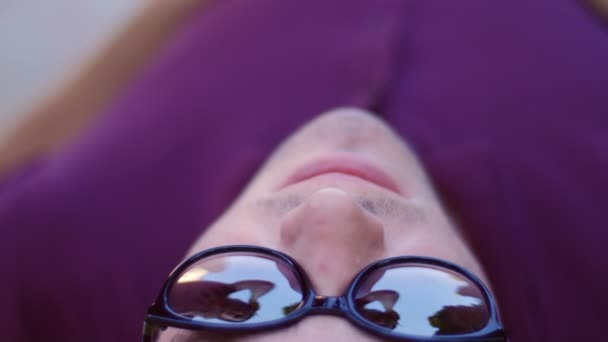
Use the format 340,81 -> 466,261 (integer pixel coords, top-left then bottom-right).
143,245 -> 507,342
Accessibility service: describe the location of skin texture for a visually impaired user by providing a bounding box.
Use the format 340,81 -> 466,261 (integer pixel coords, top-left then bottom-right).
158,108 -> 494,341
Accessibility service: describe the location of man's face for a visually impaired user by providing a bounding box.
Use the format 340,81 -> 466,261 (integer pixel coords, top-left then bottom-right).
160,109 -> 491,341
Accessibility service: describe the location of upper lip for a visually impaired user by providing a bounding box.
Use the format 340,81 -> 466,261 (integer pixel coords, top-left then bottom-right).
277,154 -> 403,195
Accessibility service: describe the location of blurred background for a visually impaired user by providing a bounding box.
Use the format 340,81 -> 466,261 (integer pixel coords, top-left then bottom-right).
0,0 -> 606,140
0,0 -> 142,135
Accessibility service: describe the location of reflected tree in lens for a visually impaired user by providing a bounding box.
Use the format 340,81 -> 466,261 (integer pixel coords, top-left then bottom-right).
170,280 -> 274,322
355,290 -> 401,330
169,254 -> 306,324
355,264 -> 490,336
428,283 -> 489,335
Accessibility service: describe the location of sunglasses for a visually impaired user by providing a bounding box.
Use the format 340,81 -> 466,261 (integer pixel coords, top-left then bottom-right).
143,245 -> 507,341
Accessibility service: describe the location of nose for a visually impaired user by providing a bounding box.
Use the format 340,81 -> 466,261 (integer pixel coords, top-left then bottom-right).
279,188 -> 386,295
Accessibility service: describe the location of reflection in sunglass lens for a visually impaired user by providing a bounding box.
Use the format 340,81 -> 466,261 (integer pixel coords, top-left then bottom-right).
354,264 -> 490,336
168,253 -> 305,324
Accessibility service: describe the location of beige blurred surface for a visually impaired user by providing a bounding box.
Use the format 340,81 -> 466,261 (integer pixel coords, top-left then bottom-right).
0,0 -> 142,134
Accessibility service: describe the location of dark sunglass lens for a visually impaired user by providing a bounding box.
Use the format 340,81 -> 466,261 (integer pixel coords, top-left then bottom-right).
354,263 -> 490,337
167,252 -> 305,324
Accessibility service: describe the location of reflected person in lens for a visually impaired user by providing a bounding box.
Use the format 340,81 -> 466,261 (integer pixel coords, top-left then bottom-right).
156,110 -> 499,341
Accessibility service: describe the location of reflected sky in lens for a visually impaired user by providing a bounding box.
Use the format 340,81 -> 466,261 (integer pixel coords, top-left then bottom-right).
356,265 -> 488,336
169,253 -> 304,324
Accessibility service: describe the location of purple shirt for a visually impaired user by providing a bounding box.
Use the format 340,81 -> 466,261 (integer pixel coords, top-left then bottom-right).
1,1 -> 607,341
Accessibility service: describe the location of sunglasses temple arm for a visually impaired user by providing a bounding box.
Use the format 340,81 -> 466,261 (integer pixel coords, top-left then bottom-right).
142,321 -> 158,342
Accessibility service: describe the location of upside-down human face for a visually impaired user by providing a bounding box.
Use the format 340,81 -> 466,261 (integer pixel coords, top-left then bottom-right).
160,108 -> 493,342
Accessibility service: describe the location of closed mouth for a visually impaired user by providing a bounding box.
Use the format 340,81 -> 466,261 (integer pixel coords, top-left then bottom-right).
278,155 -> 403,195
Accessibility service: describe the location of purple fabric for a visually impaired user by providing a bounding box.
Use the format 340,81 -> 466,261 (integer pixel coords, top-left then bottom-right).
1,1 -> 607,341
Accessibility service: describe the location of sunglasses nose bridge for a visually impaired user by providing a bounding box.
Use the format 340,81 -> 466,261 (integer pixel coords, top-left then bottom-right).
308,295 -> 348,316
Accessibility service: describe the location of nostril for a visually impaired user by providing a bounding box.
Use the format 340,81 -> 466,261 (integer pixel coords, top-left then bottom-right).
306,188 -> 362,215
279,187 -> 386,247
304,187 -> 384,228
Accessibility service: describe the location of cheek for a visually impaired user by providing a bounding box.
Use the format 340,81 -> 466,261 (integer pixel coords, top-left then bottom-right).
187,212 -> 276,257
384,228 -> 486,283
187,229 -> 254,257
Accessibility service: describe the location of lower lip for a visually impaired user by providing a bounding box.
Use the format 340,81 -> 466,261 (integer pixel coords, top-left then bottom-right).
278,157 -> 403,195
